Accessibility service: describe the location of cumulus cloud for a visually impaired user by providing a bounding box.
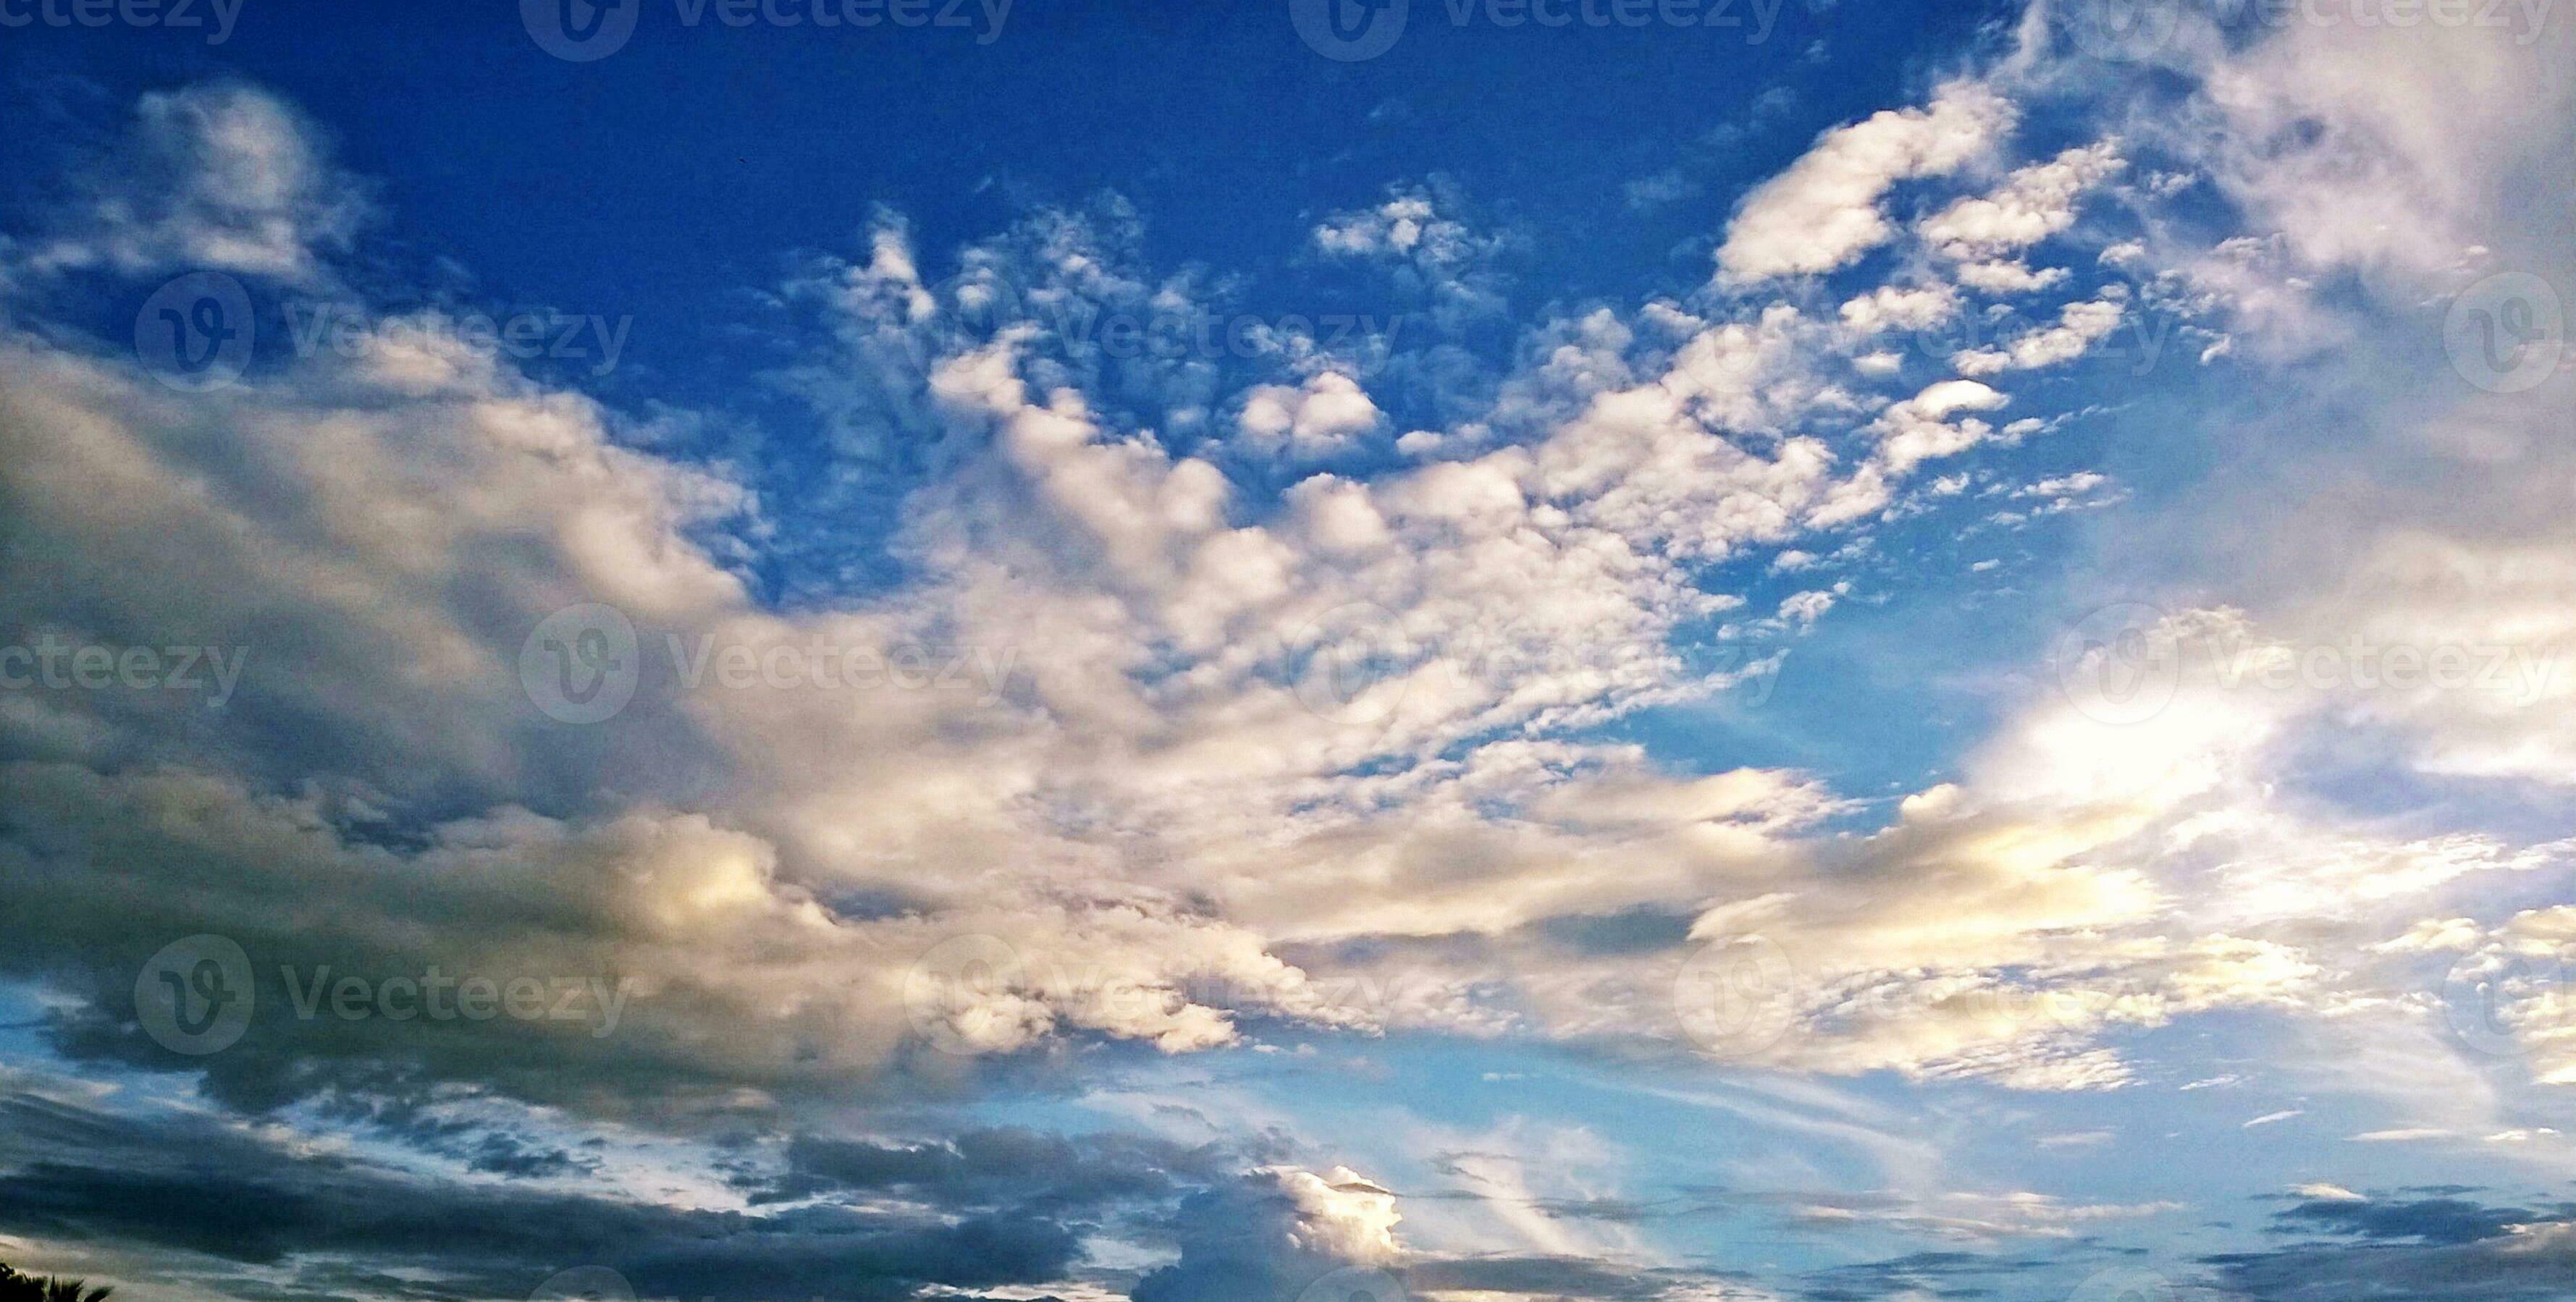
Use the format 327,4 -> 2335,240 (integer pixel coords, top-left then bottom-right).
6,7 -> 2576,1295
1239,371 -> 1384,457
1714,80 -> 2013,284
1131,1167 -> 1400,1302
1918,141 -> 2124,264
1951,289 -> 2128,374
0,70 -> 2130,1140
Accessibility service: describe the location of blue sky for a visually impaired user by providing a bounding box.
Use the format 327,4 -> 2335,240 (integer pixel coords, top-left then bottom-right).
1,2 -> 2572,1301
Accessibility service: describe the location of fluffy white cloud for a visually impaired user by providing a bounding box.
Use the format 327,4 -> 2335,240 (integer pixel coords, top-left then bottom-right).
1714,80 -> 2013,284
1838,282 -> 1960,334
1239,371 -> 1384,456
1952,289 -> 2127,373
6,2 -> 2572,1143
1919,141 -> 2124,263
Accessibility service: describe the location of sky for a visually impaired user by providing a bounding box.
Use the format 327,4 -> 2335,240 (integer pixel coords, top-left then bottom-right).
0,1 -> 2571,1300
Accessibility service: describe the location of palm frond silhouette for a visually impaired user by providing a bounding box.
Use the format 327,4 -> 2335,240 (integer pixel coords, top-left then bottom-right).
0,1261 -> 113,1302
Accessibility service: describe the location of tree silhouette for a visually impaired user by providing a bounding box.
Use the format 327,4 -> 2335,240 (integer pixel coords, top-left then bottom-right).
0,1262 -> 113,1302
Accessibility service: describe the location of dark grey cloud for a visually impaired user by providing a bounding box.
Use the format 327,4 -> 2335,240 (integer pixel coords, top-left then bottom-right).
2200,1194 -> 2576,1302
744,1127 -> 1232,1216
1789,1248 -> 2051,1302
2271,1195 -> 2548,1246
0,1088 -> 1119,1302
1130,1169 -> 1399,1302
1407,1254 -> 1754,1301
1530,907 -> 1696,958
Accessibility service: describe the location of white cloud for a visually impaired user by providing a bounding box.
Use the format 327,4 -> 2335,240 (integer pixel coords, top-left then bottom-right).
1239,371 -> 1384,457
1952,292 -> 2127,374
1715,80 -> 2013,284
1840,283 -> 1960,334
1919,141 -> 2124,263
1951,259 -> 2068,295
20,83 -> 369,286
